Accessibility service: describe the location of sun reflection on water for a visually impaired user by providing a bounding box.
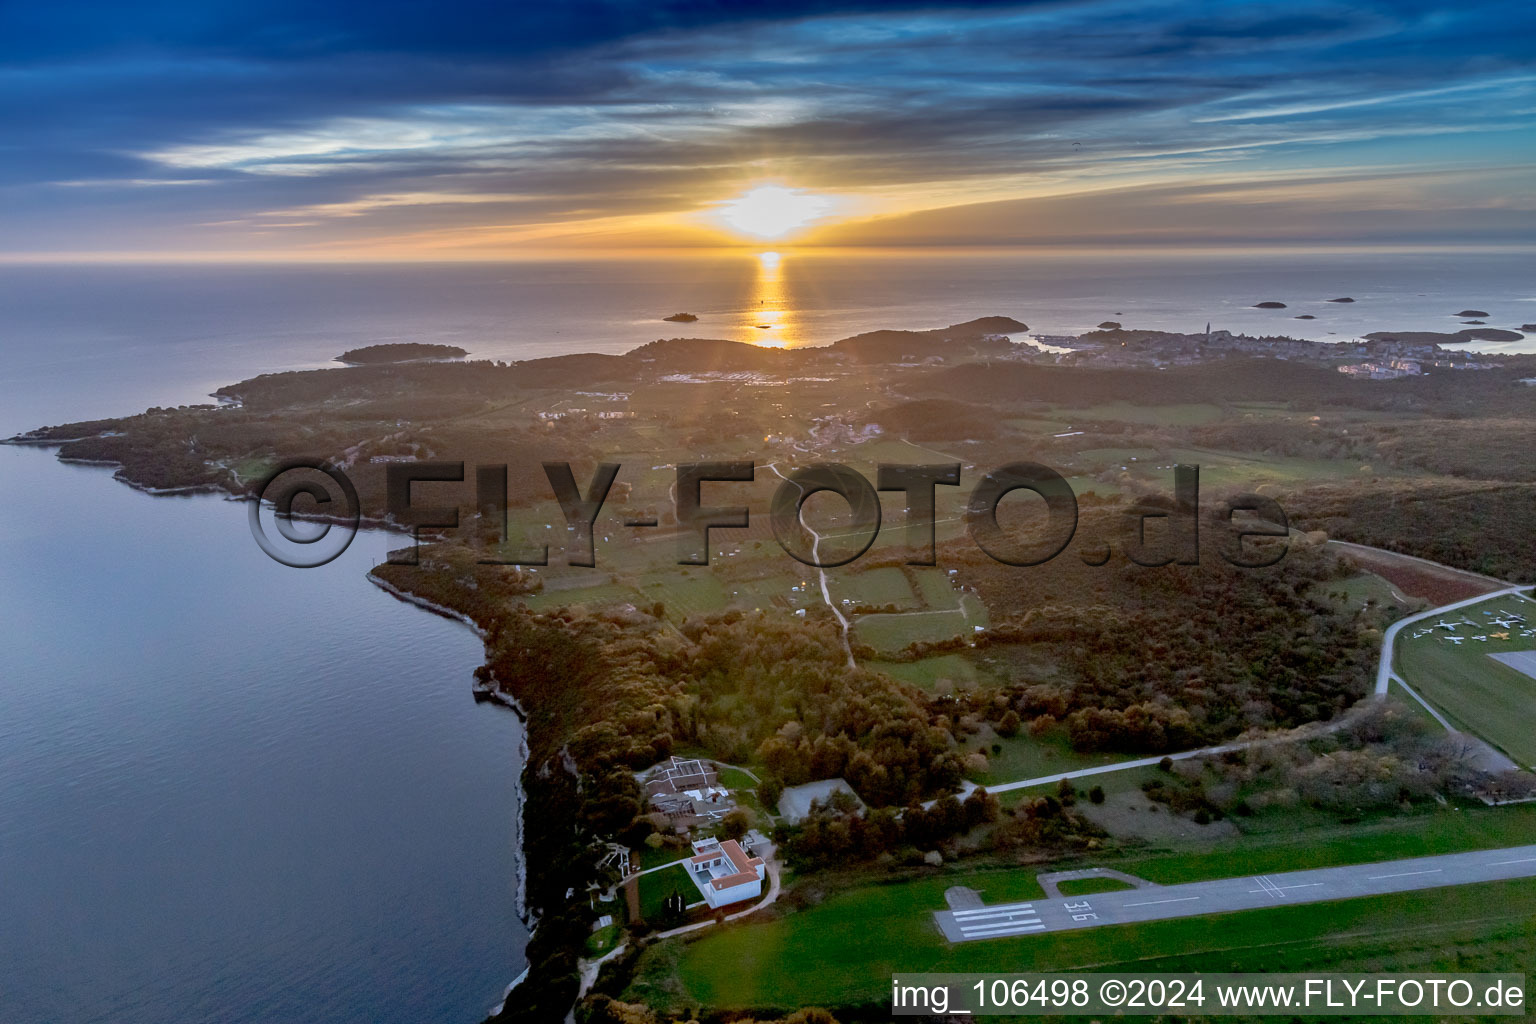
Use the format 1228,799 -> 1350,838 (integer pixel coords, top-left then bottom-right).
748,250 -> 793,347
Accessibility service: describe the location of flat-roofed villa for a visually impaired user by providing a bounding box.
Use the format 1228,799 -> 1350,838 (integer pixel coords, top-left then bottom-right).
687,837 -> 765,909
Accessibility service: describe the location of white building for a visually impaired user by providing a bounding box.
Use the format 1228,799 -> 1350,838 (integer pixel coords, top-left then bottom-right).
686,838 -> 765,909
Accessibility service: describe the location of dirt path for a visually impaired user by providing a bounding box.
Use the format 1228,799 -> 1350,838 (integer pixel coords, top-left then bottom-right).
623,873 -> 640,921
767,462 -> 855,668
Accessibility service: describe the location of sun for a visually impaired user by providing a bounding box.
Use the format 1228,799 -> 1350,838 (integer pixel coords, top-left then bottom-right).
714,185 -> 836,240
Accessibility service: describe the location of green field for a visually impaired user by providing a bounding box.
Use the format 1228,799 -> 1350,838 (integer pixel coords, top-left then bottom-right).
631,878 -> 1536,1012
1395,593 -> 1536,764
911,569 -> 961,609
866,653 -> 982,692
963,728 -> 1119,787
827,566 -> 918,609
637,863 -> 696,921
1050,402 -> 1225,426
853,593 -> 988,653
627,804 -> 1536,1011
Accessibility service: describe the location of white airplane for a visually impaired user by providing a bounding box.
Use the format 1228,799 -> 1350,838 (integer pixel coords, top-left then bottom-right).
1442,636 -> 1465,645
1522,629 -> 1536,638
1493,616 -> 1524,629
1411,628 -> 1433,639
1434,620 -> 1460,631
1471,635 -> 1489,642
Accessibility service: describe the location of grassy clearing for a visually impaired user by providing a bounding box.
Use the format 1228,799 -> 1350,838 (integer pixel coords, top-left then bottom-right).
853,593 -> 989,653
1050,402 -> 1225,426
637,863 -> 696,922
585,923 -> 621,957
911,569 -> 961,610
634,571 -> 730,620
1054,876 -> 1135,896
827,566 -> 918,609
963,728 -> 1119,788
866,653 -> 981,693
520,580 -> 635,611
1395,594 -> 1536,764
627,803 -> 1536,1012
634,843 -> 692,871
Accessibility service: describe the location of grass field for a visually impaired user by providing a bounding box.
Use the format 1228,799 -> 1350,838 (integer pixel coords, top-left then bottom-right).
1049,402 -> 1225,426
853,593 -> 988,653
827,566 -> 918,609
866,653 -> 982,693
963,728 -> 1119,787
1395,593 -> 1536,764
631,878 -> 1536,1012
637,863 -> 696,922
626,803 -> 1536,1011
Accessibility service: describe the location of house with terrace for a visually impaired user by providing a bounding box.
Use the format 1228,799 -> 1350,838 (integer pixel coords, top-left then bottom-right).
687,837 -> 766,909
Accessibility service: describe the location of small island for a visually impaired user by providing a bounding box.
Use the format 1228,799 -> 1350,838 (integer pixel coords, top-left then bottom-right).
662,312 -> 698,323
1253,301 -> 1287,309
1327,297 -> 1355,303
1097,320 -> 1121,329
1456,309 -> 1491,318
336,343 -> 468,364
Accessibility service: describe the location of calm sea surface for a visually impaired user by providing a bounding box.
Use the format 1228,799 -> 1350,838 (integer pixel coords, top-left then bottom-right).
0,249 -> 1530,1022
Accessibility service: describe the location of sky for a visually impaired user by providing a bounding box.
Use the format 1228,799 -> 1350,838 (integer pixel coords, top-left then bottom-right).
3,0 -> 1533,258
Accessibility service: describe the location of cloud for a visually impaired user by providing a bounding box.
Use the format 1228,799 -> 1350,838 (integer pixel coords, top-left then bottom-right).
1,0 -> 1533,254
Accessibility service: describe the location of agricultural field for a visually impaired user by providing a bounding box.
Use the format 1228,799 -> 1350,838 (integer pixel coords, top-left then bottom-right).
1394,592 -> 1536,765
826,566 -> 918,609
852,592 -> 988,653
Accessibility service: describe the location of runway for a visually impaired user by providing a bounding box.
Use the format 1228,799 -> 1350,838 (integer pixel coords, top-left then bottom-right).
934,844 -> 1536,942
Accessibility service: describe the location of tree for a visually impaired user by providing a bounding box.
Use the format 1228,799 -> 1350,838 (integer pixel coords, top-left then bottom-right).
997,709 -> 1021,737
720,807 -> 751,841
1088,785 -> 1105,804
757,776 -> 784,810
1057,777 -> 1076,805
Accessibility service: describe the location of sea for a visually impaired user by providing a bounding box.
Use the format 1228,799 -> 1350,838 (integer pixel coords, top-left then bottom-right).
0,247 -> 1530,1023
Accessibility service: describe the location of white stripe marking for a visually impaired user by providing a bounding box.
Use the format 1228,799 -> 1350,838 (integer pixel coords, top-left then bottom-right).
1123,896 -> 1200,907
951,902 -> 1033,918
960,922 -> 1046,937
1367,869 -> 1442,880
1493,858 -> 1536,866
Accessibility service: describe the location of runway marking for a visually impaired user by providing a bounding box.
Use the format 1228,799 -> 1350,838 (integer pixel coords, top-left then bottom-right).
952,906 -> 1034,921
1367,869 -> 1442,880
1253,876 -> 1287,899
952,902 -> 1033,918
1493,858 -> 1536,866
960,922 -> 1046,937
1123,896 -> 1200,907
1247,882 -> 1323,893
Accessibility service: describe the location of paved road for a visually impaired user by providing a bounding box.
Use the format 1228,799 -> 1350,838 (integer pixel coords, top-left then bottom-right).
935,844 -> 1536,942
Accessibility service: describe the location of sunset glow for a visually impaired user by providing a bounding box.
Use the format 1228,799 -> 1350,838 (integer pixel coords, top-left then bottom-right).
714,186 -> 837,240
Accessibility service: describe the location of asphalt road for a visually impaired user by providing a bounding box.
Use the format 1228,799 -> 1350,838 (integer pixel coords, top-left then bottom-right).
934,844 -> 1536,942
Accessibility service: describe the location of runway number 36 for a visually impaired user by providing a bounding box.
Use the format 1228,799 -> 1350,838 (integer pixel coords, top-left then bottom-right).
1064,899 -> 1098,921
